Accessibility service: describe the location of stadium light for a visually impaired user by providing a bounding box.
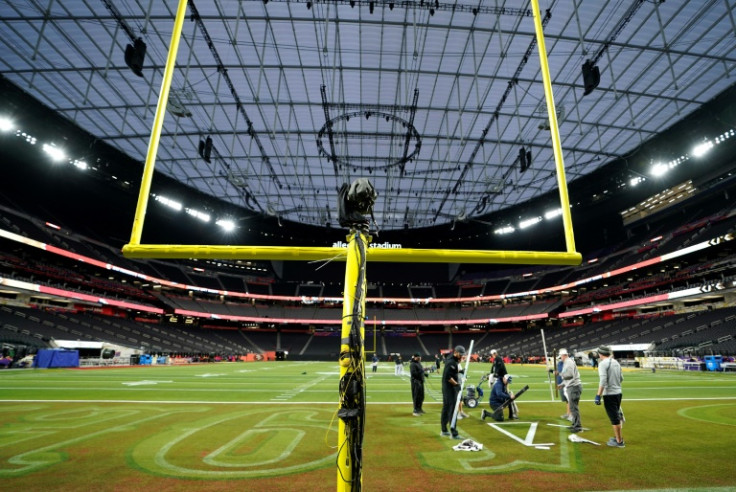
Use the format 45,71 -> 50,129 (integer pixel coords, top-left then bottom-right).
72,159 -> 88,170
42,143 -> 67,162
216,219 -> 236,232
714,129 -> 734,143
18,131 -> 37,144
650,162 -> 668,177
544,208 -> 562,220
519,216 -> 542,229
691,140 -> 713,158
154,195 -> 183,211
186,208 -> 211,222
0,116 -> 14,132
493,226 -> 515,235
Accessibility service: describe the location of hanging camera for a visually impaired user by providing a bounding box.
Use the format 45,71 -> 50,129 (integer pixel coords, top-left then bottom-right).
338,178 -> 377,230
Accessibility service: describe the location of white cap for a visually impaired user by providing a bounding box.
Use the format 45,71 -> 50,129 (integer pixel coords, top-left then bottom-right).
558,348 -> 568,356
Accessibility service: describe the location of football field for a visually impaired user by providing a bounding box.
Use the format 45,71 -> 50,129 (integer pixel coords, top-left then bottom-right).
1,361 -> 735,491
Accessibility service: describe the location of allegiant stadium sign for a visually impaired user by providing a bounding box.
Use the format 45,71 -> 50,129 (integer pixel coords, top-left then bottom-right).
332,241 -> 402,249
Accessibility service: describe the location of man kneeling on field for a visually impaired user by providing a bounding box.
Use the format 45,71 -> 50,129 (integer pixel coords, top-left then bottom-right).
482,374 -> 517,421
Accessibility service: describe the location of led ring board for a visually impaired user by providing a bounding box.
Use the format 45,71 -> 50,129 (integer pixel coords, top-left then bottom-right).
121,0 -> 581,266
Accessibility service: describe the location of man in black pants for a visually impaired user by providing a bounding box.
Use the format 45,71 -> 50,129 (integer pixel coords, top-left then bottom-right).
440,345 -> 465,439
595,345 -> 625,447
490,349 -> 508,381
409,353 -> 426,416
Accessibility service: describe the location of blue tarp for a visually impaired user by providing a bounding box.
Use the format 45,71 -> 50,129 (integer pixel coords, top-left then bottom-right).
705,356 -> 723,371
33,349 -> 79,368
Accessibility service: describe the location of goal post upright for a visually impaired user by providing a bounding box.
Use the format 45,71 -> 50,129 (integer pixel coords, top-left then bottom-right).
337,230 -> 368,491
127,0 -> 188,247
530,0 -> 577,255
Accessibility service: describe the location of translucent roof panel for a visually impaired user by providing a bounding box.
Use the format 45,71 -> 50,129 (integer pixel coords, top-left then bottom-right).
1,0 -> 735,230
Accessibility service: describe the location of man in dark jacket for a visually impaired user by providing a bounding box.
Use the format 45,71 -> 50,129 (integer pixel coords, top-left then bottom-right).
490,349 -> 508,381
409,353 -> 426,416
482,374 -> 515,422
440,345 -> 465,439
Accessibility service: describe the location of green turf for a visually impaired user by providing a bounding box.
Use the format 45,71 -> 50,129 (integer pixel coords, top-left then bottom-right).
1,361 -> 735,491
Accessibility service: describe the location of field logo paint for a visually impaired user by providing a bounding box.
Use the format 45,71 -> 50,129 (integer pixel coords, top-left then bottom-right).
486,422 -> 555,448
678,404 -> 736,427
0,406 -> 194,477
131,409 -> 336,479
419,422 -> 576,474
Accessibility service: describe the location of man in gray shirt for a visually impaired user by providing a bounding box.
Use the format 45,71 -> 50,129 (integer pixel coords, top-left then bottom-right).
556,348 -> 583,432
595,345 -> 625,447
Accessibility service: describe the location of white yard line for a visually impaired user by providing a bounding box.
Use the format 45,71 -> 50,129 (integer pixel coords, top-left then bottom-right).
3,396 -> 736,405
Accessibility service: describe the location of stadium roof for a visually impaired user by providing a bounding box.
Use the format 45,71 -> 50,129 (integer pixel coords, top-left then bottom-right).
1,0 -> 736,231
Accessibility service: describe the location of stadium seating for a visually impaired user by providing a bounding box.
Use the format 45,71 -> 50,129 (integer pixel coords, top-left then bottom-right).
0,195 -> 735,364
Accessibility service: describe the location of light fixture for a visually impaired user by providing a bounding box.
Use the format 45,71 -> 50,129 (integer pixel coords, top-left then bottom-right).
154,195 -> 183,211
691,140 -> 713,158
167,93 -> 191,118
124,38 -> 147,77
186,208 -> 211,222
544,208 -> 562,220
42,143 -> 66,162
519,216 -> 542,229
369,1 -> 374,13
19,131 -> 37,144
306,1 -> 312,9
518,146 -> 531,172
216,219 -> 236,232
198,136 -> 213,163
0,116 -> 14,132
651,163 -> 668,177
582,59 -> 600,96
72,159 -> 88,170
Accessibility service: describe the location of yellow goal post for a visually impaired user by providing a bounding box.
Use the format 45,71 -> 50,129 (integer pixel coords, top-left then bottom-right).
121,0 -> 581,268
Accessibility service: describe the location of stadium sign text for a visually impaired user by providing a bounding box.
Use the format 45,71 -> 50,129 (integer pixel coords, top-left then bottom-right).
332,241 -> 402,249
